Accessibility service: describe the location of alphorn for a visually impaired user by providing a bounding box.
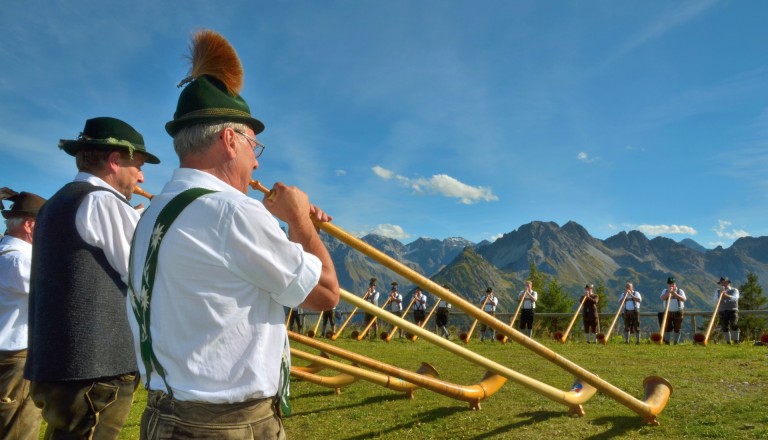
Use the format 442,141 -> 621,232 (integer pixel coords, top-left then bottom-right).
290,367 -> 358,395
291,331 -> 505,409
292,348 -> 421,398
381,295 -> 417,342
336,290 -> 595,415
497,294 -> 526,343
292,351 -> 331,374
459,296 -> 491,344
286,308 -> 293,326
558,295 -> 588,343
409,299 -> 441,342
597,293 -> 630,345
306,311 -> 323,338
694,290 -> 725,345
133,185 -> 153,200
331,290 -> 369,340
652,291 -> 673,344
354,297 -> 391,340
249,180 -> 672,424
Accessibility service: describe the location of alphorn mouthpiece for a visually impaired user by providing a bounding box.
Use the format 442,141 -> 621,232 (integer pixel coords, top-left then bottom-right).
133,186 -> 154,200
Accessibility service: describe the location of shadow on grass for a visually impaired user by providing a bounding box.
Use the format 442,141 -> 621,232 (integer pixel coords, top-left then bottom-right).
582,415 -> 642,439
339,406 -> 466,440
291,393 -> 413,417
471,411 -> 564,439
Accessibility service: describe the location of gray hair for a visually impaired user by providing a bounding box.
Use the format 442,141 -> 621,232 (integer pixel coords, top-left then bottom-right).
174,121 -> 251,159
4,216 -> 27,231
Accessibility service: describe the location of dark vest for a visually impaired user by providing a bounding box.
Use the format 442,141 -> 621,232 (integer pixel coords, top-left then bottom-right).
720,289 -> 738,311
25,182 -> 137,381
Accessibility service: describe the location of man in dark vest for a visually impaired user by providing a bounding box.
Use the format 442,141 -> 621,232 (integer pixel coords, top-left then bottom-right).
0,190 -> 46,439
25,117 -> 160,438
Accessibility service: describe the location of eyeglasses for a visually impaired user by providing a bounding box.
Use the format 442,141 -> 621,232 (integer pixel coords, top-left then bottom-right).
234,129 -> 266,158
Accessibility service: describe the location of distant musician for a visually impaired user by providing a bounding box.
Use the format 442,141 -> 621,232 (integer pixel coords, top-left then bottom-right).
363,277 -> 380,339
581,284 -> 599,344
479,287 -> 499,342
518,280 -> 538,338
660,277 -> 687,344
412,286 -> 427,327
716,276 -> 740,344
621,282 -> 642,344
435,285 -> 452,339
388,282 -> 403,339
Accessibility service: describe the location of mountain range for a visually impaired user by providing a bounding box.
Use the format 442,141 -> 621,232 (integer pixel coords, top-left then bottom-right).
320,220 -> 768,312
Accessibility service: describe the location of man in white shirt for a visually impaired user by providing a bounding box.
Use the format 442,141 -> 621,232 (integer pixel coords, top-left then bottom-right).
479,287 -> 499,342
26,116 -> 160,439
387,282 -> 404,339
518,281 -> 538,338
435,285 -> 452,339
660,277 -> 687,345
716,276 -> 740,344
0,191 -> 45,439
621,282 -> 642,344
128,29 -> 339,439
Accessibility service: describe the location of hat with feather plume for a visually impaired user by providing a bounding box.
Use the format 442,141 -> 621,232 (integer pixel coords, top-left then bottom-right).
165,29 -> 265,137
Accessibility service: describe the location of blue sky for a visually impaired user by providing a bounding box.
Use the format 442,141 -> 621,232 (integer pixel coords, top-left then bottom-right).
2,1 -> 767,248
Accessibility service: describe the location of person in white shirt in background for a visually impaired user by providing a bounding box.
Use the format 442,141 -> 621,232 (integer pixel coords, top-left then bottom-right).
518,281 -> 538,338
387,282 -> 403,339
0,190 -> 46,440
363,278 -> 380,339
715,276 -> 740,344
660,277 -> 687,345
621,282 -> 642,344
435,284 -> 452,339
479,287 -> 499,342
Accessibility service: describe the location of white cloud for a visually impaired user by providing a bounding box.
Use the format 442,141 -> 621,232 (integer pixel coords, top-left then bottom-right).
488,233 -> 504,242
713,220 -> 750,240
577,152 -> 597,163
372,165 -> 498,205
372,166 -> 394,179
636,224 -> 697,236
369,224 -> 411,240
335,169 -> 347,176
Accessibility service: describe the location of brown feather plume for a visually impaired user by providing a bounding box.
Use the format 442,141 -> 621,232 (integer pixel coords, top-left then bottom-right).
186,29 -> 243,95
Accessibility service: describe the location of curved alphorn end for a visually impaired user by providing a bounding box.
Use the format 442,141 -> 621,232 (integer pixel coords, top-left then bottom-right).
495,333 -> 507,343
692,333 -> 706,345
469,400 -> 481,411
416,362 -> 440,378
306,330 -> 315,338
459,333 -> 469,344
476,371 -> 508,400
350,330 -> 360,339
641,376 -> 673,425
566,378 -> 597,404
650,333 -> 663,344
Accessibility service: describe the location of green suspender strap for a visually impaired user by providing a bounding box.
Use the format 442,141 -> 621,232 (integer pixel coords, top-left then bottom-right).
128,188 -> 216,398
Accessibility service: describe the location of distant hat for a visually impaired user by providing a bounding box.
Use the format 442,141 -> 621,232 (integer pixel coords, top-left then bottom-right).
58,117 -> 160,164
1,192 -> 47,219
391,282 -> 398,288
165,29 -> 264,137
718,276 -> 730,284
369,277 -> 377,285
585,283 -> 594,289
486,287 -> 493,292
667,277 -> 676,284
415,286 -> 422,291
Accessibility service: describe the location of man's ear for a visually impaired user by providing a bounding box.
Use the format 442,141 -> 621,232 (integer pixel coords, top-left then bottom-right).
221,127 -> 239,160
107,150 -> 123,173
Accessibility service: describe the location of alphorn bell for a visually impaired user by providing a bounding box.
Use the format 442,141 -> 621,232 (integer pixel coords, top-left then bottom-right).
381,295 -> 416,342
694,289 -> 725,345
497,293 -> 526,343
460,296 -> 491,344
558,295 -> 588,343
597,293 -> 630,345
652,290 -> 673,344
355,297 -> 391,340
306,310 -> 323,338
249,180 -> 672,424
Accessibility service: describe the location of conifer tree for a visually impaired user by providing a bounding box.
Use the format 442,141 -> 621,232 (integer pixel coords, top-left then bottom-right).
538,277 -> 574,333
738,272 -> 767,340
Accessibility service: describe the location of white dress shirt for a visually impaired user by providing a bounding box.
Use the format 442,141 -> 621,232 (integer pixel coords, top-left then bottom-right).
74,172 -> 140,284
127,168 -> 321,403
623,291 -> 642,311
661,288 -> 686,312
0,235 -> 32,350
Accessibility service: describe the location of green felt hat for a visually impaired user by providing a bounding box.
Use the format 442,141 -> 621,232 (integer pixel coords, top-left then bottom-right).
58,117 -> 160,164
1,191 -> 47,219
165,75 -> 264,137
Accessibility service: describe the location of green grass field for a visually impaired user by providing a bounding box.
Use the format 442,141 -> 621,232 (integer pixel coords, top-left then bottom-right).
40,336 -> 768,439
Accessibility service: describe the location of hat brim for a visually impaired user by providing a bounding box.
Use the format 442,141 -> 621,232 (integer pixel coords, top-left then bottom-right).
58,140 -> 160,164
165,113 -> 265,138
2,210 -> 35,219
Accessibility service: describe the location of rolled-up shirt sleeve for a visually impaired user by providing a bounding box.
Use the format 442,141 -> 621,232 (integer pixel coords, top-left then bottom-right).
223,197 -> 321,308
